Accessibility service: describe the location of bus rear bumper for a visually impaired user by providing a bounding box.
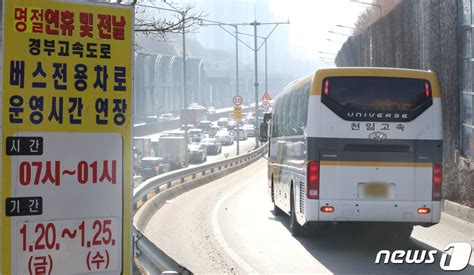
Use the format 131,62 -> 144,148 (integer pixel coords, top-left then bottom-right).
312,200 -> 441,224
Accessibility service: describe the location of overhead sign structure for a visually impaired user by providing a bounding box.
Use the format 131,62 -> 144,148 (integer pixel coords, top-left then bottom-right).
1,1 -> 134,274
232,95 -> 243,106
261,90 -> 272,101
234,106 -> 243,121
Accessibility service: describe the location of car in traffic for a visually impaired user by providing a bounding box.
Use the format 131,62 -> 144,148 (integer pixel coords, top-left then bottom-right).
159,113 -> 175,121
234,128 -> 247,140
145,115 -> 159,123
189,128 -> 205,142
215,130 -> 234,145
188,143 -> 207,163
197,120 -> 213,132
199,138 -> 222,155
227,120 -> 237,130
180,124 -> 195,130
208,125 -> 221,137
208,106 -> 216,114
139,157 -> 171,180
242,124 -> 256,137
217,117 -> 230,127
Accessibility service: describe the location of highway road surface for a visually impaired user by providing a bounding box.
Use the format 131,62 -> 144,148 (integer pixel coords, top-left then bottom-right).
145,159 -> 474,274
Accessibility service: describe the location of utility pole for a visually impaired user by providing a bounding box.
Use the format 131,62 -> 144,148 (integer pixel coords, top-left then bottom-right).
235,25 -> 240,155
199,18 -> 289,149
251,21 -> 260,148
264,37 -> 268,93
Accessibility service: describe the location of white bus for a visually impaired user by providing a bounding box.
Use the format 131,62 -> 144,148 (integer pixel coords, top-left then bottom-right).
259,68 -> 443,239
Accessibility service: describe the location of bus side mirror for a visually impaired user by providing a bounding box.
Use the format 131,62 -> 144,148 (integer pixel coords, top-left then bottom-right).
259,122 -> 268,142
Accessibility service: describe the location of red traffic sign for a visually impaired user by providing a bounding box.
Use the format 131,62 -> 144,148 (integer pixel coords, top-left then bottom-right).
233,95 -> 243,106
262,100 -> 271,110
262,90 -> 272,101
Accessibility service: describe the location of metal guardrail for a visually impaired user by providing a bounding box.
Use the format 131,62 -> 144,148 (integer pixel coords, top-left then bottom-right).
133,143 -> 268,274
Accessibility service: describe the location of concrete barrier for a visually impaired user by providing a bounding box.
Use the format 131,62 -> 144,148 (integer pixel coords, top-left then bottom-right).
443,200 -> 474,223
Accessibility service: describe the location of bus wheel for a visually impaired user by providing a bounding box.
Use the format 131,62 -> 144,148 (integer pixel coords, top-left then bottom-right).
290,188 -> 306,236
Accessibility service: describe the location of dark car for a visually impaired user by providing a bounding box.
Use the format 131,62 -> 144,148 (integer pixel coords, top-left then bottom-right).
200,138 -> 222,155
140,157 -> 171,180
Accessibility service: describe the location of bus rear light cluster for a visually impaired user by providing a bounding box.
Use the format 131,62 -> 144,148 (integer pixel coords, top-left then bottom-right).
307,161 -> 320,199
321,206 -> 334,213
425,82 -> 431,97
417,207 -> 431,214
432,163 -> 442,201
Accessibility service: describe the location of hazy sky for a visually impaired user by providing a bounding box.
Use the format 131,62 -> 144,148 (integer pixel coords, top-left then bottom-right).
175,0 -> 368,65
267,0 -> 367,60
139,0 -> 370,77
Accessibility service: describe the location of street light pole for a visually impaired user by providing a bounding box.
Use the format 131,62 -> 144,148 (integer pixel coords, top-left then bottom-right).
264,38 -> 268,93
326,38 -> 344,43
136,3 -> 189,165
199,19 -> 244,155
328,30 -> 351,37
252,21 -> 260,148
181,11 -> 189,165
235,26 -> 240,155
336,24 -> 356,30
350,0 -> 383,17
318,51 -> 338,56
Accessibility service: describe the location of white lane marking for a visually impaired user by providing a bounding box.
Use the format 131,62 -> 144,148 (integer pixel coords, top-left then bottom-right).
212,171 -> 262,274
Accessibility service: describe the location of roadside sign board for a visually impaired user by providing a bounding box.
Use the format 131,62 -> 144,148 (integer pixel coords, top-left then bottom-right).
1,1 -> 134,274
234,106 -> 243,121
261,90 -> 272,101
262,100 -> 271,110
232,95 -> 243,106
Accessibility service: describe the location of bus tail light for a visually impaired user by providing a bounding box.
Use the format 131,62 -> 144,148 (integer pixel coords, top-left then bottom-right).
324,80 -> 329,95
417,207 -> 431,214
321,206 -> 334,213
432,163 -> 442,201
307,161 -> 320,199
425,82 -> 431,97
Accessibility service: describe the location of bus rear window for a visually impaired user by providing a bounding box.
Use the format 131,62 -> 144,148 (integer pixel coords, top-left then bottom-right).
323,77 -> 431,111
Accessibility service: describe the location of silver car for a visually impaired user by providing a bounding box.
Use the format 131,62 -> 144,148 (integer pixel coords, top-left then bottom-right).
215,130 -> 234,145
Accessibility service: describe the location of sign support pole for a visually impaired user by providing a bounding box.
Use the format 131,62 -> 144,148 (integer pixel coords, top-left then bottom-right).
235,26 -> 240,155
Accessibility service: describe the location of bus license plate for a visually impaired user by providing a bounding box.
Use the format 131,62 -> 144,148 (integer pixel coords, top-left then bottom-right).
363,183 -> 389,198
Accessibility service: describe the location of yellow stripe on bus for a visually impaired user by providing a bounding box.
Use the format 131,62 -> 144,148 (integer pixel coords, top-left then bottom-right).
310,67 -> 441,98
320,161 -> 433,167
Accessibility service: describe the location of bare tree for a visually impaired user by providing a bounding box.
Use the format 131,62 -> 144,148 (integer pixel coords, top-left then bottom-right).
353,0 -> 403,35
134,0 -> 206,39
